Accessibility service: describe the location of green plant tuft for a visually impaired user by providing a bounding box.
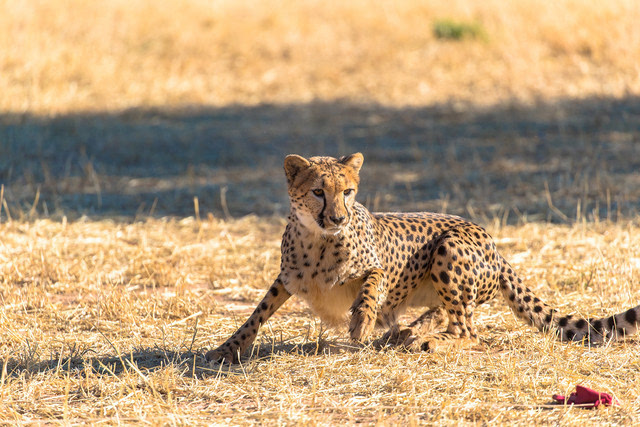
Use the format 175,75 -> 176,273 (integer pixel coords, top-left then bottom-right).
433,19 -> 485,41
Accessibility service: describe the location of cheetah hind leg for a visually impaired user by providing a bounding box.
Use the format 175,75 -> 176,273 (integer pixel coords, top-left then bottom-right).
418,332 -> 479,353
417,308 -> 481,353
377,306 -> 448,349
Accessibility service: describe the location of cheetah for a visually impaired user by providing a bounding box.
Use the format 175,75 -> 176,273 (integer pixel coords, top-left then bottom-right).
206,153 -> 640,363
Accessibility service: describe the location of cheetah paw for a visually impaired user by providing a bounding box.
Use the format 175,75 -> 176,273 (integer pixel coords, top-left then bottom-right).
205,344 -> 240,365
377,327 -> 418,348
349,310 -> 376,342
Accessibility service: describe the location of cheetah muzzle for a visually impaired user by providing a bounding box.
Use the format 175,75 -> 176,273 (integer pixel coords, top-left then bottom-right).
206,153 -> 640,364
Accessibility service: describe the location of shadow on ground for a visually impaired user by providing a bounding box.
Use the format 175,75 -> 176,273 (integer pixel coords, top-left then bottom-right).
9,333 -> 639,380
1,97 -> 639,223
4,339 -> 359,379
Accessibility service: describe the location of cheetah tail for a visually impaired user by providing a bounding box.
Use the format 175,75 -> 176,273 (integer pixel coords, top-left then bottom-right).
498,259 -> 640,344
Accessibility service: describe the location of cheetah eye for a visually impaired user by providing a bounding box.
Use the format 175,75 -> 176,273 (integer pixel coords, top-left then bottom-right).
312,189 -> 324,197
343,189 -> 354,196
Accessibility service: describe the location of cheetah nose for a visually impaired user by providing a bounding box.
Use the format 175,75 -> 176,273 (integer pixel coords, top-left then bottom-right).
330,215 -> 346,225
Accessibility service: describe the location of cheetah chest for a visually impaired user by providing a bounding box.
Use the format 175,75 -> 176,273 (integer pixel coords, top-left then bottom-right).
281,235 -> 371,326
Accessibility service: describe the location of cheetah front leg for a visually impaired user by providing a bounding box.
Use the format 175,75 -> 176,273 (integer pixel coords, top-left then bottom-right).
206,278 -> 291,364
349,268 -> 385,342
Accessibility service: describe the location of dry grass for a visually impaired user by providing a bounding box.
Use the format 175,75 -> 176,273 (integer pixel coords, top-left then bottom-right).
1,217 -> 640,424
2,1 -> 640,223
2,0 -> 640,424
1,0 -> 640,113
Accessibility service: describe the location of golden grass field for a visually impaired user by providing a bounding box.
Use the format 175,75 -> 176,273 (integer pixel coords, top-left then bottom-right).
2,0 -> 640,112
2,218 -> 640,424
2,0 -> 640,424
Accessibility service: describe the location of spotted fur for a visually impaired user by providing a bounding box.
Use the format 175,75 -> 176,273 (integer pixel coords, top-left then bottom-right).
206,153 -> 640,363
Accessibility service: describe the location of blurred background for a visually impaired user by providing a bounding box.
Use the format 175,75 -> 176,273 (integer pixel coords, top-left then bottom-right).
1,0 -> 639,223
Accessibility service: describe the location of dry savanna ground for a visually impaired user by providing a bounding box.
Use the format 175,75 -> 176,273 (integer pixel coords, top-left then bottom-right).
2,0 -> 640,425
2,0 -> 640,112
1,218 -> 640,424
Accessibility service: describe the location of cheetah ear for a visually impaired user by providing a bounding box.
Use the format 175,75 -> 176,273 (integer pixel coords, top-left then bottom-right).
284,154 -> 311,183
339,152 -> 364,174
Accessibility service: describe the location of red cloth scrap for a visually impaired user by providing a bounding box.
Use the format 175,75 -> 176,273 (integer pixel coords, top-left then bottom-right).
552,385 -> 619,408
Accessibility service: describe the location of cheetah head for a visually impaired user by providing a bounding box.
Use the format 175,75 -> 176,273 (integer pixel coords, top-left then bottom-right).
284,153 -> 363,235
